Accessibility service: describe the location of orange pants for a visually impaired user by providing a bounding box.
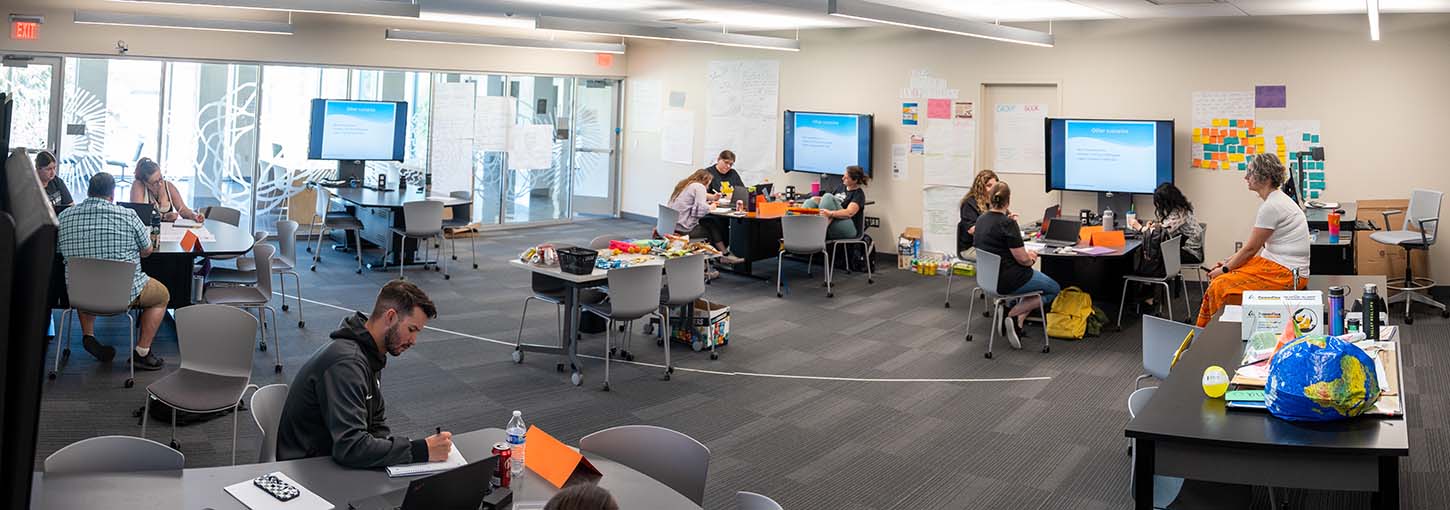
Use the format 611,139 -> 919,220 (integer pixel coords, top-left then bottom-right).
1195,256 -> 1305,327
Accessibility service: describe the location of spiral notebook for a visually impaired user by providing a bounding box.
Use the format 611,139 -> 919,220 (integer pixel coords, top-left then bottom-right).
386,444 -> 466,477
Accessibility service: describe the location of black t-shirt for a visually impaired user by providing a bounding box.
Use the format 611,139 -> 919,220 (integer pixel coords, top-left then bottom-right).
958,199 -> 982,253
842,188 -> 866,233
974,211 -> 1032,294
44,178 -> 73,207
702,165 -> 744,195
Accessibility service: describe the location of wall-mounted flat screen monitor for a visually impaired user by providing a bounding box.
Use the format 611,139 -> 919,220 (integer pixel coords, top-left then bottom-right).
1046,118 -> 1174,194
783,111 -> 873,176
307,99 -> 408,161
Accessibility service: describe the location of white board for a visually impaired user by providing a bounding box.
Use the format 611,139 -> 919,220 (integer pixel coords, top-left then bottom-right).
627,79 -> 661,133
993,103 -> 1048,174
705,60 -> 779,186
508,124 -> 554,170
660,110 -> 695,165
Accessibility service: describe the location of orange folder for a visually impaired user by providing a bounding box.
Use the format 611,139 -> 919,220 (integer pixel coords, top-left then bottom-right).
523,425 -> 601,489
756,201 -> 789,217
1078,225 -> 1102,244
1091,230 -> 1126,248
180,229 -> 202,252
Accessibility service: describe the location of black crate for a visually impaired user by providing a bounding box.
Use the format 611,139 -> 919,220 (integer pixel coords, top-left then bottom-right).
557,247 -> 598,275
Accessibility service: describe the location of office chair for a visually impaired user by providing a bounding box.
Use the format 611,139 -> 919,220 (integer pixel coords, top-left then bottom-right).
826,213 -> 875,285
202,244 -> 283,373
737,492 -> 784,510
44,436 -> 183,474
208,221 -> 305,328
580,425 -> 710,506
385,200 -> 448,280
307,186 -> 365,274
965,250 -> 1050,358
442,190 -> 479,269
777,214 -> 832,298
656,204 -> 682,238
250,384 -> 288,463
581,264 -> 664,390
1370,189 -> 1446,324
141,304 -> 257,464
1117,236 -> 1192,327
50,257 -> 140,388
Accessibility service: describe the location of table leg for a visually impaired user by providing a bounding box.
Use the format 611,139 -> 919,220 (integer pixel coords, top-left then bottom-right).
563,286 -> 583,385
1133,439 -> 1155,510
1373,456 -> 1399,510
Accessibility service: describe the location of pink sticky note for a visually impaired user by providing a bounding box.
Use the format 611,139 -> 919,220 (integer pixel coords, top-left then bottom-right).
927,98 -> 951,119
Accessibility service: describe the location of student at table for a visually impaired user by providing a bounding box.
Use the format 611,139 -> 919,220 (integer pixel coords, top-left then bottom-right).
974,181 -> 1060,347
545,483 -> 619,510
1196,153 -> 1310,327
668,169 -> 743,264
35,150 -> 72,207
809,165 -> 870,240
701,149 -> 744,200
276,279 -> 453,467
129,157 -> 204,223
1128,182 -> 1204,266
56,172 -> 167,370
957,169 -> 998,260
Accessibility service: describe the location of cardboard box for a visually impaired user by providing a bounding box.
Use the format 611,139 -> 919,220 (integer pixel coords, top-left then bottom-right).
659,299 -> 729,349
898,227 -> 923,269
1356,199 -> 1431,282
1242,290 -> 1324,339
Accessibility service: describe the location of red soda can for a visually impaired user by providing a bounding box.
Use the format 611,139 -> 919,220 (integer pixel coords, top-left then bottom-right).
491,442 -> 512,488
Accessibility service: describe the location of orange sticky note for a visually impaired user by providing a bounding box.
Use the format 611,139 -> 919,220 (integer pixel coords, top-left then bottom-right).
522,425 -> 602,489
180,229 -> 202,252
1246,145 -> 1256,154
1193,158 -> 1203,168
1243,120 -> 1254,129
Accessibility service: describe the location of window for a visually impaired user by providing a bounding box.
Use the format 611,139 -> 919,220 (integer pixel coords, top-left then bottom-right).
162,62 -> 260,229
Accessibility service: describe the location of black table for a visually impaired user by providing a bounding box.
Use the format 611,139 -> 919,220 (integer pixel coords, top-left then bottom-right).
1124,286 -> 1409,509
30,427 -> 700,509
712,210 -> 784,279
1305,202 -> 1371,275
48,219 -> 257,310
317,184 -> 471,268
1037,239 -> 1142,301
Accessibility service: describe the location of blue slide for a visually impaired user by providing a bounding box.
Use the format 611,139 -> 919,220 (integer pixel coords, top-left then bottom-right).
791,113 -> 859,174
1063,120 -> 1157,193
320,101 -> 399,161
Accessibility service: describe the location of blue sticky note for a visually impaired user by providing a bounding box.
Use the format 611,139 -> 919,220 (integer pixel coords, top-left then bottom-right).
1230,119 -> 1239,127
1225,137 -> 1239,145
1311,134 -> 1320,143
1302,133 -> 1312,141
1238,163 -> 1247,171
1204,152 -> 1213,160
1310,190 -> 1320,199
1308,171 -> 1326,181
1309,181 -> 1326,190
1315,162 -> 1324,170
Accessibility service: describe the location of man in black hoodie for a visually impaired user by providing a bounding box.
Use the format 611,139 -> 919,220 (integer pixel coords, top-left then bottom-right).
275,279 -> 450,467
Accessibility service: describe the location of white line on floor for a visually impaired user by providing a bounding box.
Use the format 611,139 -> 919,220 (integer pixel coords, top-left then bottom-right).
276,292 -> 1053,384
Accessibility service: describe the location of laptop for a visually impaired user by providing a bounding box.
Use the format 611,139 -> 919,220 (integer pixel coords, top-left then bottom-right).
1040,217 -> 1082,248
347,456 -> 498,510
118,202 -> 155,223
1040,205 -> 1061,231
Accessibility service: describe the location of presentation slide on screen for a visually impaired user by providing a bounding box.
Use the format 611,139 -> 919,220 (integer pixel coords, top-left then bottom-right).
320,101 -> 397,160
1063,120 -> 1157,193
791,113 -> 859,174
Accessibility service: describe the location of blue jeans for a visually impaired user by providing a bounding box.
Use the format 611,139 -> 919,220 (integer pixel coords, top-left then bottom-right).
1010,270 -> 1061,307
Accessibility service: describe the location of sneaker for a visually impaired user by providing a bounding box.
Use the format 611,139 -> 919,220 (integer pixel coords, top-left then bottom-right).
1003,316 -> 1023,349
81,335 -> 117,362
132,351 -> 166,371
718,254 -> 745,265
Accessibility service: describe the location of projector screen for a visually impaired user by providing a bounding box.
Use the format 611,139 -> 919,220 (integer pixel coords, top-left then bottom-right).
1047,118 -> 1174,194
307,99 -> 409,161
783,111 -> 873,176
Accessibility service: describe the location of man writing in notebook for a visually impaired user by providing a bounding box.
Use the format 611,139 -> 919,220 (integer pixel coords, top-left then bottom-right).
276,280 -> 451,467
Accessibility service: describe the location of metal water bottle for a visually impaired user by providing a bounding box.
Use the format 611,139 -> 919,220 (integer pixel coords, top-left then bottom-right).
1362,283 -> 1381,341
1328,286 -> 1346,336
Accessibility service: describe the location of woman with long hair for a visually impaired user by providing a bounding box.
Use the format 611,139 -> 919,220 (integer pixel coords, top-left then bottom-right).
129,157 -> 204,222
1129,182 -> 1204,264
35,150 -> 73,206
973,181 -> 1060,349
813,165 -> 871,240
667,168 -> 740,263
958,169 -> 999,259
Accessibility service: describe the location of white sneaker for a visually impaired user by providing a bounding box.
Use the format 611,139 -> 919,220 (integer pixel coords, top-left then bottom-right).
1003,316 -> 1023,349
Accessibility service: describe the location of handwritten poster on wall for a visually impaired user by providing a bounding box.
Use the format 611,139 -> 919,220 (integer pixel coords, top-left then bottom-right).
923,185 -> 968,255
993,103 -> 1048,174
891,143 -> 908,182
508,124 -> 554,170
705,60 -> 779,185
923,118 -> 975,187
474,96 -> 512,152
1190,91 -> 1256,171
429,82 -> 476,195
627,79 -> 662,133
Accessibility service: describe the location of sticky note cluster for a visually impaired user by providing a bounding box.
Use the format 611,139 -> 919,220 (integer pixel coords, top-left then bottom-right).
1192,119 -> 1264,170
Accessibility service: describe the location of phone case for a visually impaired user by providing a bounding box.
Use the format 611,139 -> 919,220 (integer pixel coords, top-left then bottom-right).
253,474 -> 301,502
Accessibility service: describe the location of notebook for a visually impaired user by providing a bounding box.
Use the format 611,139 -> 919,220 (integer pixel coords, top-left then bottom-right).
385,443 -> 466,477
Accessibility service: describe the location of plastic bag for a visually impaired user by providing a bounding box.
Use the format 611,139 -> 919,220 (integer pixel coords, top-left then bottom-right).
1264,335 -> 1381,422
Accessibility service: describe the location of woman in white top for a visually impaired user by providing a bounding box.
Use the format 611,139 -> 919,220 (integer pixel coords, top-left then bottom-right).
1195,153 -> 1310,327
130,157 -> 204,223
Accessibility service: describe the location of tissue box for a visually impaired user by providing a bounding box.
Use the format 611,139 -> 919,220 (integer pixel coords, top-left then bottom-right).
1242,290 -> 1324,339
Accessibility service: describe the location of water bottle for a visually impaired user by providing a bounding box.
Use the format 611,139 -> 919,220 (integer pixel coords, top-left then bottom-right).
150,209 -> 162,244
1327,211 -> 1341,244
506,411 -> 526,476
1125,204 -> 1136,229
1328,286 -> 1346,336
1362,284 -> 1380,341
1102,208 -> 1115,231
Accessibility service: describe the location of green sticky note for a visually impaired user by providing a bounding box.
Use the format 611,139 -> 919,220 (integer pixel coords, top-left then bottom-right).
1308,171 -> 1326,180
1309,181 -> 1326,190
1204,152 -> 1213,160
1317,162 -> 1325,170
1238,163 -> 1247,170
1230,119 -> 1239,127
1311,134 -> 1320,143
1302,133 -> 1312,141
1225,389 -> 1265,402
1310,190 -> 1321,199
1225,137 -> 1239,145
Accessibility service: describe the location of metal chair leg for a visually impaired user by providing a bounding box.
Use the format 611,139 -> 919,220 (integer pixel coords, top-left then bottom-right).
1161,282 -> 1174,322
775,249 -> 786,297
126,313 -> 136,388
231,402 -> 239,465
985,301 -> 999,359
945,270 -> 955,308
964,288 -> 978,341
602,320 -> 612,391
1117,280 -> 1131,328
1039,294 -> 1051,353
140,394 -> 150,437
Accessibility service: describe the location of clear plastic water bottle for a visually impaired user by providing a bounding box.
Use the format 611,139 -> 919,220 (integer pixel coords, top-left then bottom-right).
506,411 -> 526,476
1102,208 -> 1115,232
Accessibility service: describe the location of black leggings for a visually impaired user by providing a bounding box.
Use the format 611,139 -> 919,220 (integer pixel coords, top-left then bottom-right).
687,217 -> 728,248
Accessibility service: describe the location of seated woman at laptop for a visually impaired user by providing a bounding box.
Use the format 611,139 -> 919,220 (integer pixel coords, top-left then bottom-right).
975,182 -> 1060,347
805,165 -> 869,240
1128,182 -> 1204,265
1196,153 -> 1309,327
129,157 -> 204,223
957,169 -> 998,261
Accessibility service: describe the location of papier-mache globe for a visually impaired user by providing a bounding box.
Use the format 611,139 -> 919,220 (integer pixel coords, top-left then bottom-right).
1264,335 -> 1381,422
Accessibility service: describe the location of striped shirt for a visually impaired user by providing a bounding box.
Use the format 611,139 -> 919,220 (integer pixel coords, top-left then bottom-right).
57,198 -> 152,301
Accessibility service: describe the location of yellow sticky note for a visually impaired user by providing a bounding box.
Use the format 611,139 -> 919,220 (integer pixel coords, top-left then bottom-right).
1213,119 -> 1226,127
1252,128 -> 1264,135
1193,128 -> 1203,136
1192,135 -> 1202,144
1275,136 -> 1285,144
1230,154 -> 1245,162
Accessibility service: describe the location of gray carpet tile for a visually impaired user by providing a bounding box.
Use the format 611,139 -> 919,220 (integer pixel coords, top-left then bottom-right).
31,218 -> 1450,509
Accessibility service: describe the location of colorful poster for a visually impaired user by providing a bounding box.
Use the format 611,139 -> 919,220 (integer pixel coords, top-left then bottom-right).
1261,120 -> 1326,199
1255,85 -> 1286,108
902,102 -> 920,125
909,134 -> 924,154
927,98 -> 951,119
1191,91 -> 1255,171
954,101 -> 973,119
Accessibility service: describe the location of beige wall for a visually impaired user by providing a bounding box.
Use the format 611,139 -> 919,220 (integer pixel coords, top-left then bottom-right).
622,14 -> 1450,279
0,0 -> 625,77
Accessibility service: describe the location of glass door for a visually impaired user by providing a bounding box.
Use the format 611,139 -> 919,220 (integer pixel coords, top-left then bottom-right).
504,75 -> 572,224
571,78 -> 620,218
0,54 -> 62,157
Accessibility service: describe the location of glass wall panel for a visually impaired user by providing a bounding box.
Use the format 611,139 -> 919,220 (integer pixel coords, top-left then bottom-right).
505,75 -> 572,224
59,58 -> 163,197
162,62 -> 260,230
352,69 -> 430,188
256,65 -> 349,233
0,62 -> 54,152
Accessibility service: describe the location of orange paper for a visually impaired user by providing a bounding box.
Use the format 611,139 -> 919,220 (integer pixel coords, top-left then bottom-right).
1078,225 -> 1103,244
1091,230 -> 1126,248
523,425 -> 601,489
180,229 -> 202,252
756,201 -> 789,217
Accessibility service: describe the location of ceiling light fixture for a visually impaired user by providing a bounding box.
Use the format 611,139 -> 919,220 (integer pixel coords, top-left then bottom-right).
75,10 -> 293,35
535,16 -> 800,52
1366,0 -> 1380,41
110,0 -> 420,19
386,29 -> 625,54
826,0 -> 1053,48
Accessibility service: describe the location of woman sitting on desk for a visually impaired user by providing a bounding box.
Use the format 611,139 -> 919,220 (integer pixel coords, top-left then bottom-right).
957,169 -> 998,260
805,165 -> 869,240
35,150 -> 73,207
1196,153 -> 1310,327
130,157 -> 204,223
975,181 -> 1060,348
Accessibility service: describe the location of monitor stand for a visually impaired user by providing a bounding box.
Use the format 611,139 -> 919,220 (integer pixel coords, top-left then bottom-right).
337,160 -> 365,184
1097,192 -> 1132,228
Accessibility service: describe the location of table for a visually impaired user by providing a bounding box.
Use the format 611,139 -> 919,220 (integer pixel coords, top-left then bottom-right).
1306,203 -> 1370,275
1036,239 -> 1142,301
48,219 -> 257,310
711,209 -> 784,278
318,184 -> 471,268
30,428 -> 700,509
1124,275 -> 1408,510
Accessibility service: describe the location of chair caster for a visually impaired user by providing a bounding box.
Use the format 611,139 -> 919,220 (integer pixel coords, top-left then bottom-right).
556,363 -> 566,372
355,268 -> 363,274
434,266 -> 441,272
710,352 -> 719,360
602,382 -> 610,391
618,324 -> 627,332
1405,315 -> 1414,325
124,378 -> 134,388
452,255 -> 458,260
258,342 -> 267,352
444,274 -> 451,280
777,292 -> 783,298
623,351 -> 635,362
667,367 -> 674,374
310,265 -> 317,271
170,440 -> 181,451
657,338 -> 664,347
985,352 -> 993,359
571,372 -> 583,386
282,304 -> 289,312
473,264 -> 479,269
661,372 -> 671,381
512,350 -> 524,363
827,292 -> 834,298
306,246 -> 312,253
298,321 -> 305,328
868,279 -> 874,284
274,364 -> 283,373
48,371 -> 56,380
965,334 -> 973,342
1042,346 -> 1051,354
944,302 -> 951,308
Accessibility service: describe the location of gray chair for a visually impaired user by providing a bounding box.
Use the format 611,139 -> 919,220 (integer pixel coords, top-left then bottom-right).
1127,386 -> 1184,509
43,436 -> 184,474
656,204 -> 682,238
203,243 -> 283,373
655,254 -> 713,372
385,199 -> 448,280
582,264 -> 664,390
202,205 -> 242,227
307,186 -> 365,274
964,250 -> 1050,358
776,214 -> 832,298
1117,236 -> 1191,327
208,221 -> 305,327
1190,223 -> 1209,298
512,243 -> 606,366
1138,315 -> 1201,389
827,214 -> 874,285
1370,189 -> 1446,324
250,383 -> 288,463
737,491 -> 784,510
579,425 -> 709,505
442,190 -> 479,270
141,304 -> 258,464
50,257 -> 140,388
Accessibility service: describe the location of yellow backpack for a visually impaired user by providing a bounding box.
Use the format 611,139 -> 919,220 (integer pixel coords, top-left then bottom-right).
1046,286 -> 1094,340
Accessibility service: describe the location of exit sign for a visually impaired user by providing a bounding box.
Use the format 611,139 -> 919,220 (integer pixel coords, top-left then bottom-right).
11,20 -> 38,40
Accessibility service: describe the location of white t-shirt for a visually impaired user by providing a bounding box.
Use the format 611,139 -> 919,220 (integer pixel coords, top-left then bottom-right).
1254,189 -> 1311,272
